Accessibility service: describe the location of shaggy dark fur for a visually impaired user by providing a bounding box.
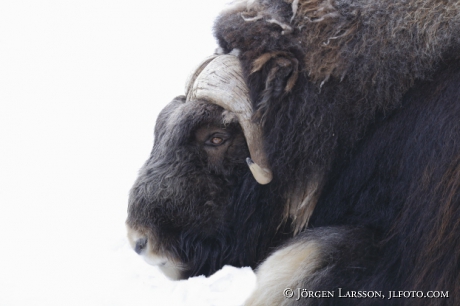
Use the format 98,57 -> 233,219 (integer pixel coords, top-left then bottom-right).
128,0 -> 460,304
302,62 -> 460,306
215,0 -> 460,189
212,0 -> 460,304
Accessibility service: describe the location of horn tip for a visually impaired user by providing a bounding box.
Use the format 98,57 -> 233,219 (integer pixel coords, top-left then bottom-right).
246,157 -> 273,185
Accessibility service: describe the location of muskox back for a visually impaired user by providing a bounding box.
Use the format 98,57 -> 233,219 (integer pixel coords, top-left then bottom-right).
247,65 -> 460,305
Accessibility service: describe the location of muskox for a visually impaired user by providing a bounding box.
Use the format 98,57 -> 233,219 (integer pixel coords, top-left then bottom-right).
127,0 -> 460,305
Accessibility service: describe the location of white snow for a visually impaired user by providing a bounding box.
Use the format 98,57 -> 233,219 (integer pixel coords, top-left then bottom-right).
0,1 -> 257,305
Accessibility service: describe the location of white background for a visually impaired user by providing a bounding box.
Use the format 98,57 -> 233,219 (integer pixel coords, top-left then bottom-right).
0,1 -> 256,305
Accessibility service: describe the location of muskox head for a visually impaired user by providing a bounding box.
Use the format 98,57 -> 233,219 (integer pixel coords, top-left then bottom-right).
126,55 -> 283,279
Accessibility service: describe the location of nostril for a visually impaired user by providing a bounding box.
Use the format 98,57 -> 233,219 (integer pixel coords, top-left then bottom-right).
134,237 -> 147,254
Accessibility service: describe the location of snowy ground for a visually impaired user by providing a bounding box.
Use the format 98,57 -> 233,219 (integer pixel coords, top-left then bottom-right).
0,1 -> 256,305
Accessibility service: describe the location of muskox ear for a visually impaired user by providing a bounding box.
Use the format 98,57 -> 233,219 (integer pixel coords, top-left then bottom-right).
247,52 -> 299,123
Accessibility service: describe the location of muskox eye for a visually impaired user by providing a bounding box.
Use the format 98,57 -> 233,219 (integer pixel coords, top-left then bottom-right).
204,133 -> 229,146
211,137 -> 223,145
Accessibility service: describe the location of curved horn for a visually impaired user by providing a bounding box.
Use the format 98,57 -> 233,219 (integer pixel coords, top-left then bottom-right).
185,54 -> 273,185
